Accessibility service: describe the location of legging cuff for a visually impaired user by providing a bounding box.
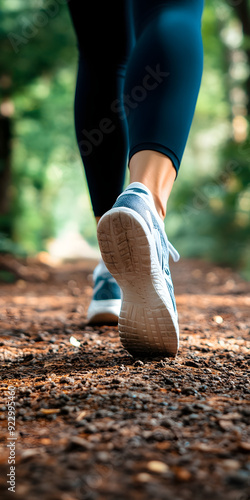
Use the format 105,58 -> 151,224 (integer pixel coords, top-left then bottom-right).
129,143 -> 180,177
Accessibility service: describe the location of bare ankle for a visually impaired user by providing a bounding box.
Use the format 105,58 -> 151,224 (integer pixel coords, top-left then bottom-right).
152,194 -> 166,220
129,150 -> 176,220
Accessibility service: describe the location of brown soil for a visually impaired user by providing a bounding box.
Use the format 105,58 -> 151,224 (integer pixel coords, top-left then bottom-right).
0,256 -> 249,500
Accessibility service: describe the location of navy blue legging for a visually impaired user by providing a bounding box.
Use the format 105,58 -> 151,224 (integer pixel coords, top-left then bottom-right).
68,0 -> 204,217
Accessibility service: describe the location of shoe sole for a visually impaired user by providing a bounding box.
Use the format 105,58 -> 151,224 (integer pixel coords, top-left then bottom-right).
97,207 -> 179,357
87,299 -> 121,325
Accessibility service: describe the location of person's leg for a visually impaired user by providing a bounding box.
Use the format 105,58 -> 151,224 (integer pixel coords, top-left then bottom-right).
97,0 -> 204,356
67,1 -> 134,219
126,0 -> 204,218
67,2 -> 134,323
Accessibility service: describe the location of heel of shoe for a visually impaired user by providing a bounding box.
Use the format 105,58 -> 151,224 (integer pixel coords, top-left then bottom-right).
119,300 -> 179,357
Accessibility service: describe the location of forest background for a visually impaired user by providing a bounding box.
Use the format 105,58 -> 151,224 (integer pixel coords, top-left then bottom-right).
0,0 -> 249,279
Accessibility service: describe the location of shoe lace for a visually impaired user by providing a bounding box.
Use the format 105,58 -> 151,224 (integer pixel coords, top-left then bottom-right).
168,241 -> 180,263
154,230 -> 180,279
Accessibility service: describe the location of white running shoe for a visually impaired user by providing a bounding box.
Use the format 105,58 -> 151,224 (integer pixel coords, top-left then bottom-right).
97,182 -> 180,357
87,259 -> 121,324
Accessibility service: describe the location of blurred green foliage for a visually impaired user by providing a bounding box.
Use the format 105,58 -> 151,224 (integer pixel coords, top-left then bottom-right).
0,0 -> 249,278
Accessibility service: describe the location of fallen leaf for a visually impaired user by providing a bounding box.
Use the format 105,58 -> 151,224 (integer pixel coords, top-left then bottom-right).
40,408 -> 60,415
75,410 -> 87,421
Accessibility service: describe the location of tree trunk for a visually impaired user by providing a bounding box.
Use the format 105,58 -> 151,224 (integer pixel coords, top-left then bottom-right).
0,114 -> 13,241
0,114 -> 12,216
233,0 -> 250,115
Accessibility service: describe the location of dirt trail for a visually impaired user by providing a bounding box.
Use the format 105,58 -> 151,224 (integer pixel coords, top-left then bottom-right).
0,257 -> 249,500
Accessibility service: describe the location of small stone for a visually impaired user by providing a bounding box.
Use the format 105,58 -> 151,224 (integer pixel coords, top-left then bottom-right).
238,441 -> 250,452
181,386 -> 198,396
226,470 -> 250,487
219,419 -> 234,431
163,377 -> 175,386
61,405 -> 74,414
160,418 -> 175,428
135,473 -> 152,483
59,376 -> 75,385
199,385 -> 208,392
185,360 -> 200,368
75,419 -> 88,427
173,466 -> 191,481
147,461 -> 169,473
221,459 -> 241,471
65,436 -> 92,451
181,404 -> 195,415
188,413 -> 199,420
23,353 -> 34,361
134,360 -> 144,367
213,315 -> 223,324
96,452 -> 110,462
